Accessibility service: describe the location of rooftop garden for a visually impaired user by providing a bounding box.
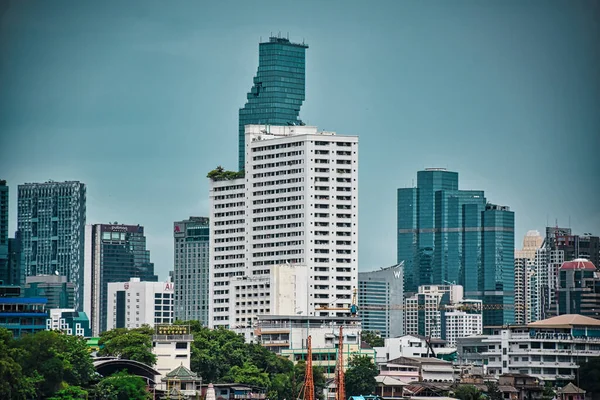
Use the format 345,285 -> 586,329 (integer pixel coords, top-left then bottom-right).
207,166 -> 245,181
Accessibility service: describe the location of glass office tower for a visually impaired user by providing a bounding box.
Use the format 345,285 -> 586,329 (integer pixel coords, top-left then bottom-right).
17,181 -> 86,309
238,36 -> 308,170
397,169 -> 514,324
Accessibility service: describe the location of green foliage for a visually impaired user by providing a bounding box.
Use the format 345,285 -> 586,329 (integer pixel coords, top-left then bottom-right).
361,331 -> 384,348
98,326 -> 156,366
344,355 -> 378,397
0,328 -> 39,400
224,361 -> 270,387
13,330 -> 95,398
485,381 -> 503,400
94,371 -> 150,400
453,385 -> 485,400
48,384 -> 89,400
541,382 -> 555,400
207,165 -> 245,181
578,357 -> 600,394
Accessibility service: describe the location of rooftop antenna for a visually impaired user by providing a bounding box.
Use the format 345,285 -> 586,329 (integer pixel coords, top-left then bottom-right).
278,31 -> 281,38
287,32 -> 289,40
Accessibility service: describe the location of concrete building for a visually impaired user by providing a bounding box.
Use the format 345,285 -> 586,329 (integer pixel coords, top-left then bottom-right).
0,297 -> 48,337
374,335 -> 452,363
557,259 -> 600,318
152,324 -> 194,383
46,308 -> 91,336
209,124 -> 358,334
106,277 -> 174,330
358,263 -> 404,338
23,274 -> 75,309
254,315 -> 371,377
17,181 -> 86,309
404,285 -> 482,345
84,223 -> 158,336
173,217 -> 210,324
456,314 -> 600,386
0,180 -> 8,283
381,356 -> 456,383
514,231 -> 543,324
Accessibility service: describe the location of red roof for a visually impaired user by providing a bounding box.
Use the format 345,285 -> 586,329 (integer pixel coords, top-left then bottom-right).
560,258 -> 596,271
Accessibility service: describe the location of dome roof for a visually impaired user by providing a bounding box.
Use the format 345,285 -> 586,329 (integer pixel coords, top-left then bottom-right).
560,258 -> 596,271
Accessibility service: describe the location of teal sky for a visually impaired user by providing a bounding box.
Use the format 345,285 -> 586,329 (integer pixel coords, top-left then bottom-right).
1,0 -> 598,278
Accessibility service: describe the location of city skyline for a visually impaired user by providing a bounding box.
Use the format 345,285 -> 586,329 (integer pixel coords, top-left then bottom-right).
1,1 -> 598,279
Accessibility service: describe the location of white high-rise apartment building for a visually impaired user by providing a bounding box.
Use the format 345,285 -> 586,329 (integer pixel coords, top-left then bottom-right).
514,230 -> 544,324
209,125 -> 358,333
106,277 -> 174,330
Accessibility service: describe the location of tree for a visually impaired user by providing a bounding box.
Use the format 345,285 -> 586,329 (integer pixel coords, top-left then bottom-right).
361,331 -> 384,348
579,357 -> 600,399
0,328 -> 39,400
223,361 -> 271,388
98,326 -> 156,366
541,382 -> 555,400
14,330 -> 95,398
344,355 -> 378,397
48,385 -> 89,400
485,381 -> 503,400
93,371 -> 151,400
453,385 -> 485,400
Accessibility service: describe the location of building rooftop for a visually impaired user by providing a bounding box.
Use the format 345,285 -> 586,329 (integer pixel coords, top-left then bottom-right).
165,364 -> 198,379
558,383 -> 585,394
560,258 -> 596,271
528,314 -> 600,328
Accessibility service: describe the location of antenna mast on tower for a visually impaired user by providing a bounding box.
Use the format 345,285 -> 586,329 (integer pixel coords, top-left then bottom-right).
335,326 -> 345,400
303,336 -> 314,400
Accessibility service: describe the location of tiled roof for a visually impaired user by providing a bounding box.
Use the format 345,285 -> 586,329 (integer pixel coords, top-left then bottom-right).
528,314 -> 600,327
166,364 -> 198,379
558,383 -> 585,394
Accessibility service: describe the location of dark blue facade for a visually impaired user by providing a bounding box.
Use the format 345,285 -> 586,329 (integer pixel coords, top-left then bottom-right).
238,37 -> 308,170
397,169 -> 514,324
0,297 -> 48,337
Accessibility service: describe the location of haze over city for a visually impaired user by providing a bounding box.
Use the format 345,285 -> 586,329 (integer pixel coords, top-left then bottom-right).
1,0 -> 598,279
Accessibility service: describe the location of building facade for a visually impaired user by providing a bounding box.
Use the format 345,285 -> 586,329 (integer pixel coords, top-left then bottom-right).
557,259 -> 600,318
173,217 -> 210,324
404,285 -> 482,345
84,223 -> 158,335
358,263 -> 404,338
152,324 -> 194,382
23,275 -> 75,309
17,181 -> 86,309
209,125 -> 358,333
397,170 -> 514,325
0,180 -> 8,283
106,277 -> 174,330
46,308 -> 91,337
0,297 -> 48,337
238,36 -> 308,170
457,314 -> 600,386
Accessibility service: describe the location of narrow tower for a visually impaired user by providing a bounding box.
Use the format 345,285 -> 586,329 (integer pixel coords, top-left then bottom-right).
335,326 -> 345,400
303,335 -> 314,400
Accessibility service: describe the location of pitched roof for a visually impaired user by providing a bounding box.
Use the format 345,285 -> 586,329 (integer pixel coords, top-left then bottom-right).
166,364 -> 198,379
528,314 -> 600,328
560,259 -> 596,271
558,383 -> 585,394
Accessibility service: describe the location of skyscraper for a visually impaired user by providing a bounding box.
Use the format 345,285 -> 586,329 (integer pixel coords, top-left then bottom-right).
397,169 -> 514,324
84,223 -> 158,335
17,181 -> 86,309
209,124 -> 358,334
238,36 -> 308,170
0,180 -> 9,283
358,263 -> 404,338
514,231 -> 543,324
173,217 -> 210,324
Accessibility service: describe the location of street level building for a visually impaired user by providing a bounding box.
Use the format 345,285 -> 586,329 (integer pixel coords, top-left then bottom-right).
106,277 -> 174,330
173,217 -> 210,324
0,297 -> 48,337
84,223 -> 158,335
358,263 -> 404,338
17,181 -> 86,309
456,314 -> 600,386
209,124 -> 358,334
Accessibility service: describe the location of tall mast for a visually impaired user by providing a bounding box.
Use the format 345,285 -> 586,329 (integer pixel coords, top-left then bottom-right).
336,326 -> 345,400
304,336 -> 314,400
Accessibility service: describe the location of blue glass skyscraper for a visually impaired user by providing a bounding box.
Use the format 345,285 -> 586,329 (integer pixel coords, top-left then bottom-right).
397,169 -> 514,324
238,36 -> 308,170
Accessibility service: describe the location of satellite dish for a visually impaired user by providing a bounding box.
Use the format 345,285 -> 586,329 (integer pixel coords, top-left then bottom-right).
54,270 -> 60,276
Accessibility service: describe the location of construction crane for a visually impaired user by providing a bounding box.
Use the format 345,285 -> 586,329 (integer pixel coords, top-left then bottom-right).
315,288 -> 358,316
299,336 -> 314,400
335,326 -> 345,400
360,303 -> 523,311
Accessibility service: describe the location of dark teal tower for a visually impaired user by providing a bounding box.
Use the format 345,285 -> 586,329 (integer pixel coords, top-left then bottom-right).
397,169 -> 514,325
238,36 -> 308,170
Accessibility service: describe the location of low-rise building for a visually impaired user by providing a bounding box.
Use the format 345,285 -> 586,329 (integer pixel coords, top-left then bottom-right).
0,297 -> 48,337
374,334 -> 453,363
384,356 -> 456,383
498,374 -> 544,400
46,308 -> 91,336
255,314 -> 373,377
152,324 -> 194,383
457,314 -> 600,385
23,275 -> 75,309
